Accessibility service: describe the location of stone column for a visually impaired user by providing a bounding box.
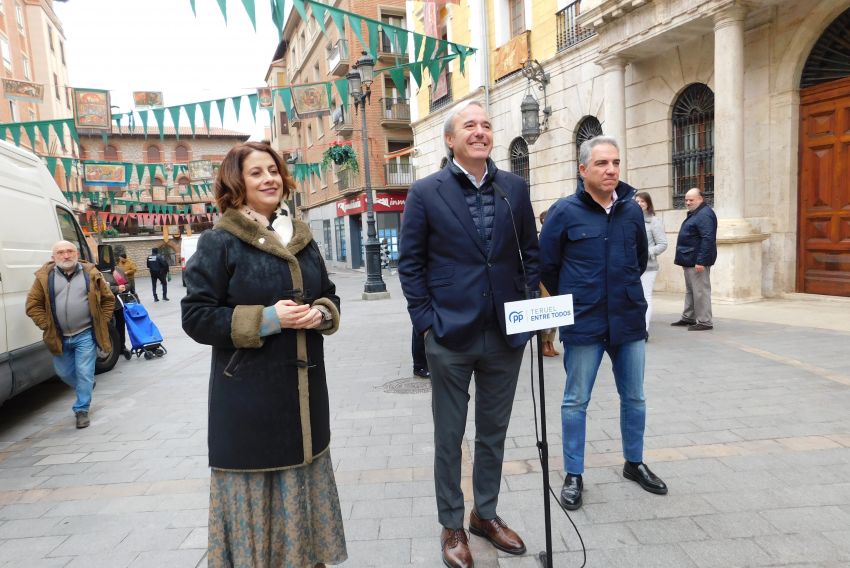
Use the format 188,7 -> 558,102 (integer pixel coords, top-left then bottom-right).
601,56 -> 627,176
713,4 -> 747,219
710,3 -> 769,302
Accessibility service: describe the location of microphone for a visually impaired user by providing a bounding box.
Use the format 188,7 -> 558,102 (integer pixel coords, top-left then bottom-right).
492,180 -> 535,300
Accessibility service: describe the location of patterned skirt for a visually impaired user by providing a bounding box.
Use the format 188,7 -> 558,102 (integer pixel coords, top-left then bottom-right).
208,450 -> 347,568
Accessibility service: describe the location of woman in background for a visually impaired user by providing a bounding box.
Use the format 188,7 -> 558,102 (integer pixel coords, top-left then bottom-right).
182,142 -> 346,567
635,191 -> 667,334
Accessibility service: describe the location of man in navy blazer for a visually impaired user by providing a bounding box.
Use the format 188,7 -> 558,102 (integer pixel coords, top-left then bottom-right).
399,100 -> 539,568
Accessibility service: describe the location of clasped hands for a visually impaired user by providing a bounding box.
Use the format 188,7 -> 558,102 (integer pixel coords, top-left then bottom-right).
274,299 -> 323,330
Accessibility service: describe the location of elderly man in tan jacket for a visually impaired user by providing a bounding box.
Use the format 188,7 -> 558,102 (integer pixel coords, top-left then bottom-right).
26,240 -> 114,428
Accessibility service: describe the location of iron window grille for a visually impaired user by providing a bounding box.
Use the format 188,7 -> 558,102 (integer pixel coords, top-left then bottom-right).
575,116 -> 603,175
509,137 -> 530,186
671,83 -> 715,209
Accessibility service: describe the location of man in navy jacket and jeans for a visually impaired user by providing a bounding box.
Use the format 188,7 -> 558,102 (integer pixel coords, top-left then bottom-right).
671,188 -> 718,331
399,100 -> 538,568
539,136 -> 667,512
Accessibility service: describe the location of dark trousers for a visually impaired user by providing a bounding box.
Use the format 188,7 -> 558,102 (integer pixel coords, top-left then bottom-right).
114,308 -> 126,351
151,272 -> 167,300
425,327 -> 524,528
412,329 -> 427,372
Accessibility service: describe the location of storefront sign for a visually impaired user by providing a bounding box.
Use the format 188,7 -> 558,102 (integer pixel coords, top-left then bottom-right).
336,192 -> 406,216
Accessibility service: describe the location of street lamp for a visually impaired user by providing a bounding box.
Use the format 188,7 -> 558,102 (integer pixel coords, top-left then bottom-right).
520,59 -> 552,145
347,51 -> 389,298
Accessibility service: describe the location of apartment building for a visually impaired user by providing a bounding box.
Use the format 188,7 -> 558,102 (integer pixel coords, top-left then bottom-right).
267,0 -> 414,270
408,0 -> 850,300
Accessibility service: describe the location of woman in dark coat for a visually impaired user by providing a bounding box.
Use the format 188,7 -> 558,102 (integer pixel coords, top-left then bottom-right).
181,142 -> 346,567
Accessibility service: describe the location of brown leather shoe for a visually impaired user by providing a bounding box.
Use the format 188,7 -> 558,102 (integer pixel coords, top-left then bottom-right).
441,528 -> 473,568
468,510 -> 526,555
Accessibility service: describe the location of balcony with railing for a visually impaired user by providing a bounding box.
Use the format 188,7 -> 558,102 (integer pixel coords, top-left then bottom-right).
556,1 -> 595,52
384,162 -> 414,187
326,39 -> 350,76
429,73 -> 453,112
331,106 -> 355,134
289,108 -> 302,128
336,167 -> 360,193
380,98 -> 411,128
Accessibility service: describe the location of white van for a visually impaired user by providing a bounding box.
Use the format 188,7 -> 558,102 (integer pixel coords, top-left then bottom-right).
180,234 -> 201,287
0,139 -> 120,407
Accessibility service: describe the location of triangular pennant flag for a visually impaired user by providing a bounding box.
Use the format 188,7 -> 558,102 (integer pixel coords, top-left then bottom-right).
247,93 -> 258,122
11,125 -> 21,146
366,20 -> 379,60
334,79 -> 349,111
215,98 -> 228,127
189,0 -> 196,16
231,95 -> 243,121
168,106 -> 182,138
51,121 -> 64,144
311,1 -> 328,33
240,0 -> 256,30
0,126 -> 6,144
152,108 -> 166,140
148,164 -> 157,182
328,5 -> 346,35
453,43 -> 469,74
292,0 -> 307,22
138,110 -> 150,137
36,122 -> 51,146
427,59 -> 441,86
215,0 -> 227,22
184,103 -> 198,136
23,123 -> 37,147
275,0 -> 286,36
409,61 -> 423,89
61,157 -> 73,177
348,14 -> 368,57
423,36 -> 436,65
135,163 -> 146,183
397,29 -> 408,57
45,156 -> 58,176
198,100 -> 212,132
413,32 -> 424,64
388,68 -> 406,99
270,0 -> 284,35
279,88 -> 293,118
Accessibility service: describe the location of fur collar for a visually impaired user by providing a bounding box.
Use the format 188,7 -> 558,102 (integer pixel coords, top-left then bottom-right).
215,208 -> 313,260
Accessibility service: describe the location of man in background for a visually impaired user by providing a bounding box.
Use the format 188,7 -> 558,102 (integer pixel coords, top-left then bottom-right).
147,247 -> 170,301
26,240 -> 114,428
671,188 -> 717,331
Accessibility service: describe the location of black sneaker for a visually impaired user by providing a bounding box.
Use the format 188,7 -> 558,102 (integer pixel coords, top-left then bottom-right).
163,297 -> 170,301
75,411 -> 90,429
413,368 -> 430,378
670,319 -> 695,327
154,297 -> 159,302
687,323 -> 713,331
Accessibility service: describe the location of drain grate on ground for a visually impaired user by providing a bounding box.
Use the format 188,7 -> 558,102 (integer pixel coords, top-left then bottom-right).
379,377 -> 432,394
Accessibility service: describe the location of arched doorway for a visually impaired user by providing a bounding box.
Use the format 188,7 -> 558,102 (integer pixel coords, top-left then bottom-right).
797,7 -> 850,296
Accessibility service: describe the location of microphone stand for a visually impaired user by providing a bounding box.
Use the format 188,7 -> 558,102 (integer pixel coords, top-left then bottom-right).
535,329 -> 554,568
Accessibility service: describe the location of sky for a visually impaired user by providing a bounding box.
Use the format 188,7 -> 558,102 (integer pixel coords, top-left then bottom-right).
54,0 -> 282,138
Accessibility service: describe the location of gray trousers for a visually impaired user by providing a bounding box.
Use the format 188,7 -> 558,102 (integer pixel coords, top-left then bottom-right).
682,266 -> 713,325
425,328 -> 524,529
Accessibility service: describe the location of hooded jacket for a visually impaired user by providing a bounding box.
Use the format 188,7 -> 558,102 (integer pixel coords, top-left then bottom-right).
539,180 -> 648,346
25,261 -> 115,355
181,209 -> 341,471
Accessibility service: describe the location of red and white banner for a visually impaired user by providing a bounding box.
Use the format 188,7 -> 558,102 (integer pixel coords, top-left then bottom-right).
336,192 -> 406,217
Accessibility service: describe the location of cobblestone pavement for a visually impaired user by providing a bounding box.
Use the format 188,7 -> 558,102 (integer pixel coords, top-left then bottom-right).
1,269 -> 849,567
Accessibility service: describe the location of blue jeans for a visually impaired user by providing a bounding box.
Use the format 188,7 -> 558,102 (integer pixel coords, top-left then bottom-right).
53,329 -> 97,414
561,339 -> 646,475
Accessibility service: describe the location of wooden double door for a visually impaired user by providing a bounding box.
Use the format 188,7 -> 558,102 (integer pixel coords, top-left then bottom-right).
798,76 -> 850,296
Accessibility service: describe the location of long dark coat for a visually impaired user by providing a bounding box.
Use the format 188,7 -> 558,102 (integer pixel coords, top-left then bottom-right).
181,210 -> 340,471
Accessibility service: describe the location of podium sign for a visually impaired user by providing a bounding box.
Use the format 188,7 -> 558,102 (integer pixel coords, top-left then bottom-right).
504,295 -> 574,335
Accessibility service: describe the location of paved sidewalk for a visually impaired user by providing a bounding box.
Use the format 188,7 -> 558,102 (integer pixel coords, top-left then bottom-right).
1,269 -> 849,567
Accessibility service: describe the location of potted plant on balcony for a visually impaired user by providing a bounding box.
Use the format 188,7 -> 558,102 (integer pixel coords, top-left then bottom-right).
321,141 -> 359,173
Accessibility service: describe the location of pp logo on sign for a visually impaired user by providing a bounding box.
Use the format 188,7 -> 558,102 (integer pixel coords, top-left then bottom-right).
508,311 -> 524,324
